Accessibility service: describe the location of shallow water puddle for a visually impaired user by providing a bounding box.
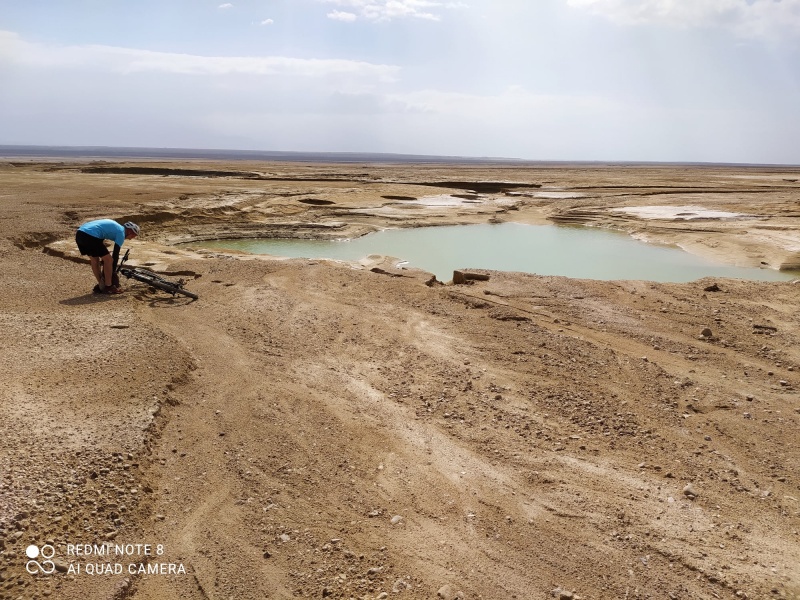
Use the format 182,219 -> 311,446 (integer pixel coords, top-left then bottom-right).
192,222 -> 796,283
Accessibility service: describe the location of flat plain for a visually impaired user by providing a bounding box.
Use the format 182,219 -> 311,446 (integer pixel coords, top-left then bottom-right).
1,159 -> 799,600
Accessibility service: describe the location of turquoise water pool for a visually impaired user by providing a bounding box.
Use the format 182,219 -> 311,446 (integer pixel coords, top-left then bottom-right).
194,222 -> 797,283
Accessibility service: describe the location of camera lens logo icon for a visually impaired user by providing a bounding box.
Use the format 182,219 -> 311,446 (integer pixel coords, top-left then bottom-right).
26,544 -> 56,575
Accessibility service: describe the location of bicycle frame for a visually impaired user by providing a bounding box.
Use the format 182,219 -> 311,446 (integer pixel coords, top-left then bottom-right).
116,250 -> 199,300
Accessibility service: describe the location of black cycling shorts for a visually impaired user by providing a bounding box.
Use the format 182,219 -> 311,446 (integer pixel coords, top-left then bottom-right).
75,230 -> 109,257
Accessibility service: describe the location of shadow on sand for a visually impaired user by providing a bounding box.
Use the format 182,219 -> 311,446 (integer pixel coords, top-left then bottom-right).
59,293 -> 119,306
59,291 -> 195,308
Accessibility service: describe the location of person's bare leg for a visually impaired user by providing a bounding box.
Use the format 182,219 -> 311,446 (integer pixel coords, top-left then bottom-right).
101,254 -> 113,286
90,257 -> 102,284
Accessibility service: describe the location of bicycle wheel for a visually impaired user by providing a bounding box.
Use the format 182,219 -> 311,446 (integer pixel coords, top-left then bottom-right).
160,283 -> 199,300
146,276 -> 199,300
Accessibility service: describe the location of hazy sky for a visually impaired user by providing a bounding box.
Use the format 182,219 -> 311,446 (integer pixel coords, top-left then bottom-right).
1,0 -> 799,163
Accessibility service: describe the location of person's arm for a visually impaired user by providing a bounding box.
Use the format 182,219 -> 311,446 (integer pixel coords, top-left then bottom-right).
112,243 -> 121,273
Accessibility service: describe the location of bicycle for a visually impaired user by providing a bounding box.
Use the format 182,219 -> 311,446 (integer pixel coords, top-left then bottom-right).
116,249 -> 199,300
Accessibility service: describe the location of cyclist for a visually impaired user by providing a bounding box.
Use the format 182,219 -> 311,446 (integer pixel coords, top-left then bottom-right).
75,219 -> 140,294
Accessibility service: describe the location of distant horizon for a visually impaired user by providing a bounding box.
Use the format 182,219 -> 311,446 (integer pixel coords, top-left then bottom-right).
2,144 -> 799,169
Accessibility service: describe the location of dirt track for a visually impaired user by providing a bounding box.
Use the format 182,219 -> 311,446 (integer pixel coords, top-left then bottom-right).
1,160 -> 799,600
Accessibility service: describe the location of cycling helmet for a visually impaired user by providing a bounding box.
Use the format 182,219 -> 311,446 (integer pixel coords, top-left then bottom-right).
124,221 -> 141,236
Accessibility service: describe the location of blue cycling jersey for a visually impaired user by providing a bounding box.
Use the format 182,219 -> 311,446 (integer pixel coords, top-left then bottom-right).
78,219 -> 126,247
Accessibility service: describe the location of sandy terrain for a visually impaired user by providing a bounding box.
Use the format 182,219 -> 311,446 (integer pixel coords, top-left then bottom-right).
1,159 -> 799,600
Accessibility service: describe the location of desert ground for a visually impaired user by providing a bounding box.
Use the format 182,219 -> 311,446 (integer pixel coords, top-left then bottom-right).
1,158 -> 799,600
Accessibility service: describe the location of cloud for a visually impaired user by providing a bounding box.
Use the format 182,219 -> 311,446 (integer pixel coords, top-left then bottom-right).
327,10 -> 358,22
391,87 -> 619,121
218,3 -> 233,8
321,0 -> 458,22
566,0 -> 800,40
260,18 -> 274,25
0,31 -> 399,82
